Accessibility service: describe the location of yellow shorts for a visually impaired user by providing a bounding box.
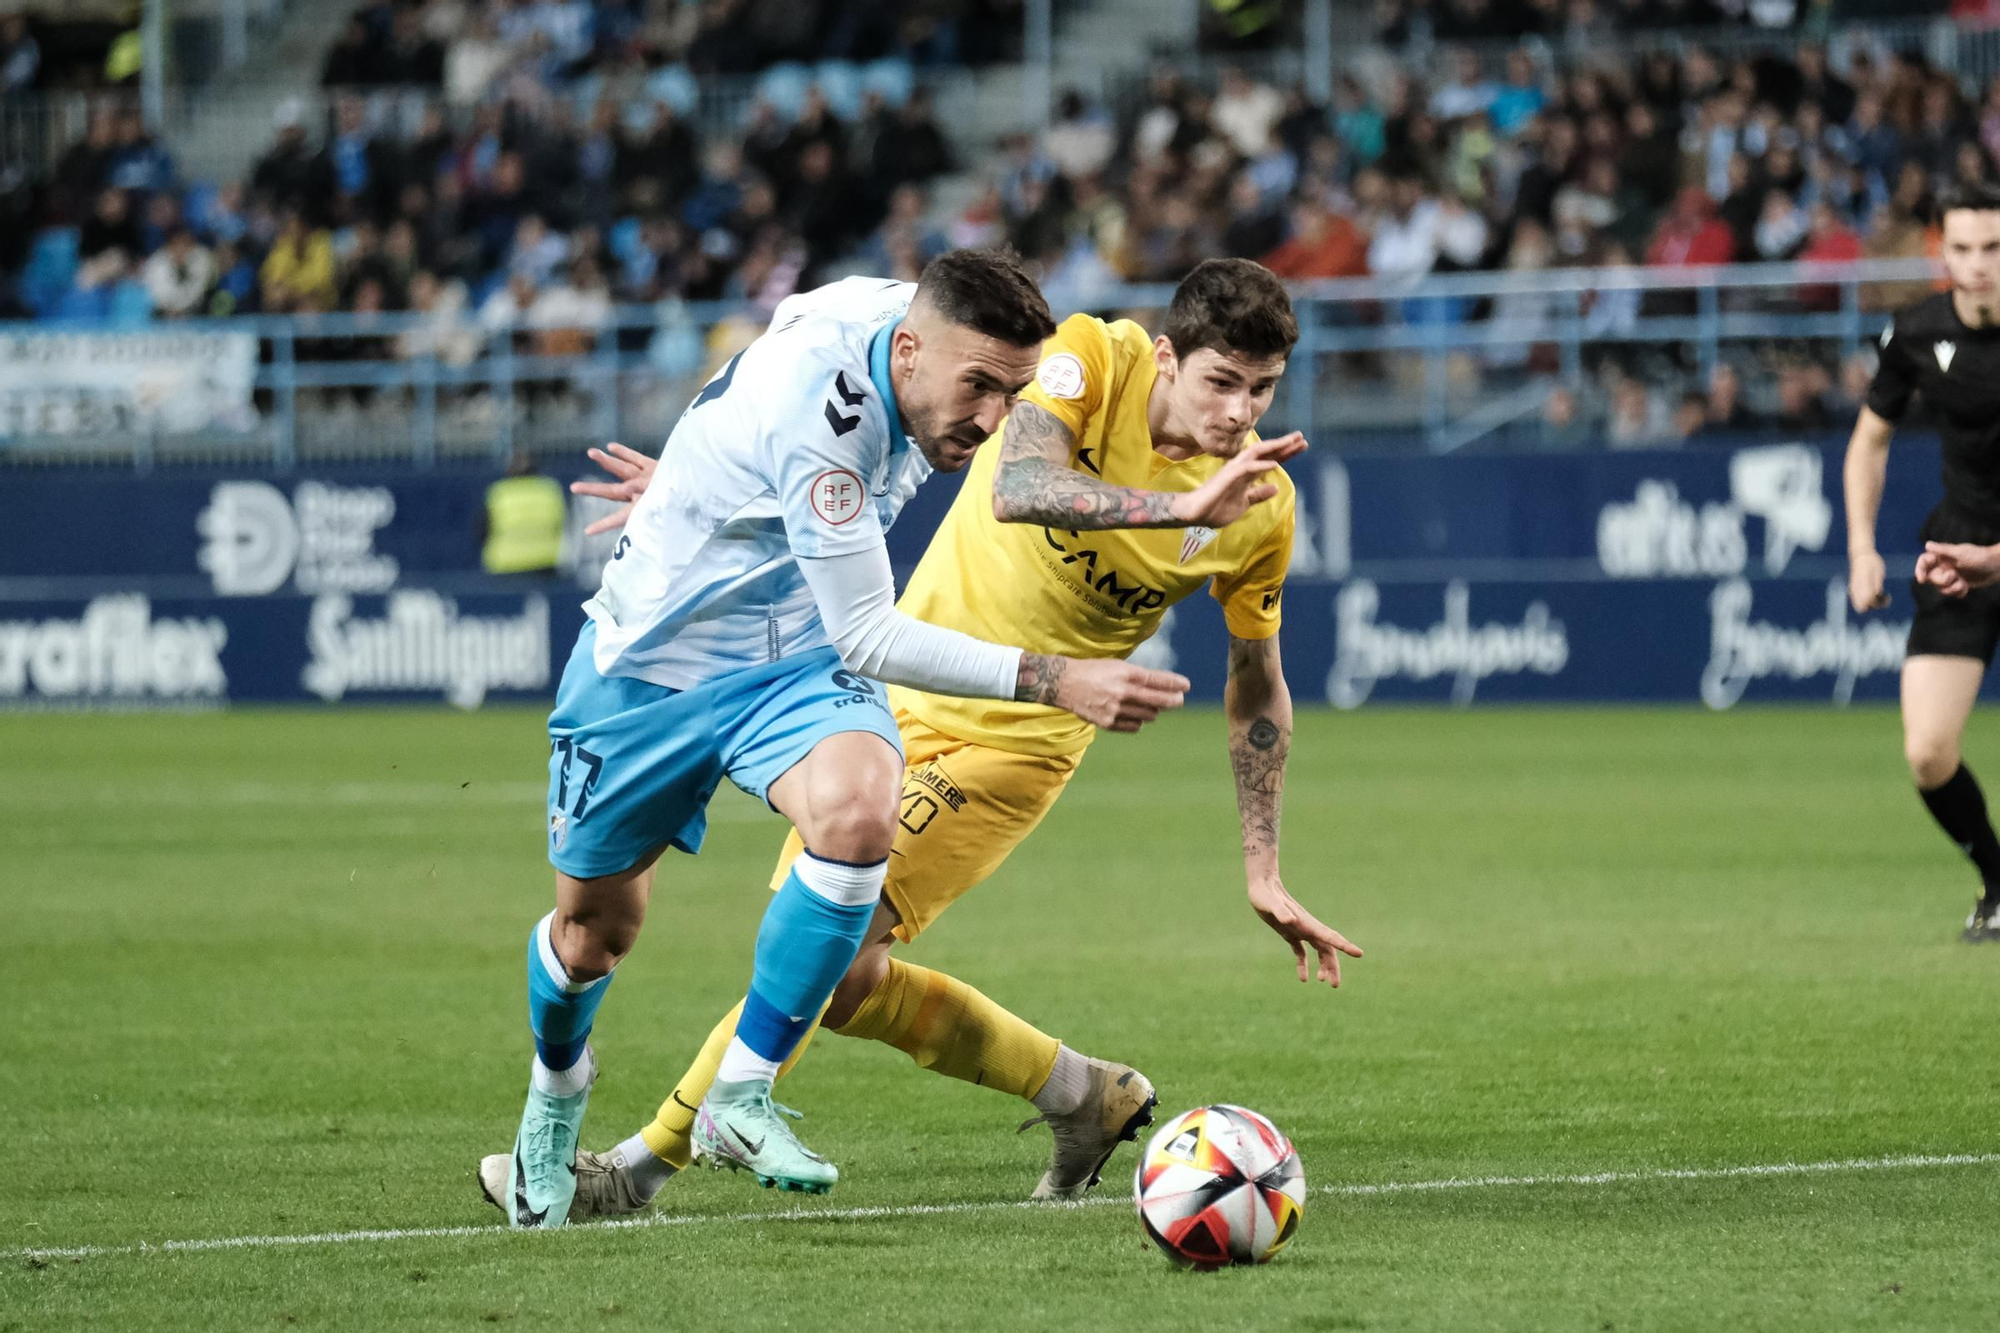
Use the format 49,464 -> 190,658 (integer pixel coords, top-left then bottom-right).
767,705 -> 1082,941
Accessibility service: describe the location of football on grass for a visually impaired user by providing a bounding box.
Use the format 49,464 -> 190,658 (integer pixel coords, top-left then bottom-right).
1134,1104 -> 1305,1269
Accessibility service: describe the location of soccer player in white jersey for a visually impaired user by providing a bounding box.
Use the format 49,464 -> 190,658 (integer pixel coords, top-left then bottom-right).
506,251 -> 1208,1226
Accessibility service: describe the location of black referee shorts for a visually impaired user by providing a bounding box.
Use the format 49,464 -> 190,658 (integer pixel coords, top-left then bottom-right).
1909,503 -> 2000,664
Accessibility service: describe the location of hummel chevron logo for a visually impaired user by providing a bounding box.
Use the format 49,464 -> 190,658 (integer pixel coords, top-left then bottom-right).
1937,341 -> 1956,372
824,400 -> 860,436
824,371 -> 867,436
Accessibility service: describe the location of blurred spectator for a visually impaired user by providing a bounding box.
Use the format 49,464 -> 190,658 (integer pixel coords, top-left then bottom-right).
1221,175 -> 1287,261
1704,363 -> 1758,434
1647,188 -> 1736,268
261,210 -> 338,313
79,187 -> 140,263
863,183 -> 947,277
1262,195 -> 1368,279
1607,375 -> 1669,448
1540,383 -> 1595,449
0,13 -> 41,96
1045,90 -> 1116,182
1670,390 -> 1709,444
1368,174 -> 1442,279
1430,49 -> 1495,122
445,13 -> 510,106
1796,200 -> 1863,308
1489,49 -> 1546,137
1213,66 -> 1285,160
396,270 -> 480,365
141,228 -> 215,318
1773,362 -> 1834,434
105,110 -> 173,196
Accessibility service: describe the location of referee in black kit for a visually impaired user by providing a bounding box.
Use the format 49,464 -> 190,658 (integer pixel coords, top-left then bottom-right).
1845,182 -> 2000,942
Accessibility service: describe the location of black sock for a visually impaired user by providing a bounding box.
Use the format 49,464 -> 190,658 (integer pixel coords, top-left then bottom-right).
1919,764 -> 2000,903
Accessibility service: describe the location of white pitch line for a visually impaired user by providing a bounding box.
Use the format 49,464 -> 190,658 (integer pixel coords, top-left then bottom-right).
12,1151 -> 1998,1264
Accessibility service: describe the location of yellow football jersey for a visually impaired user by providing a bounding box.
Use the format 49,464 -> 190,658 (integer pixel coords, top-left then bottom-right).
893,313 -> 1294,758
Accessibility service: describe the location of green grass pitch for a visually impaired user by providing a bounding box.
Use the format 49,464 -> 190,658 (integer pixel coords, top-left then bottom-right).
5,704 -> 2000,1330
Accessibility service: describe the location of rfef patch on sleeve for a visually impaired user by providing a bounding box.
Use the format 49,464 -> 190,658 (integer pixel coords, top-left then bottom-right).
809,469 -> 865,525
1036,352 -> 1086,400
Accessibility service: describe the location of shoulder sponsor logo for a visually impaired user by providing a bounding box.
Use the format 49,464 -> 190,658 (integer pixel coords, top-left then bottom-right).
303,592 -> 549,709
0,595 -> 227,701
1701,579 -> 1908,709
1936,341 -> 1956,372
1597,444 -> 1830,578
1036,352 -> 1086,400
808,469 -> 865,526
196,480 -> 398,596
1326,580 -> 1568,708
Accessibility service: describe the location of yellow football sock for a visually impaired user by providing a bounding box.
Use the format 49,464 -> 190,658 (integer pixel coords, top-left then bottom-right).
829,958 -> 1061,1100
641,999 -> 821,1170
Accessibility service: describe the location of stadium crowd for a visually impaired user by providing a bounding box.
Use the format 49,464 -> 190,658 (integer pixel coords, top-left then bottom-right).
2,0 -> 1987,443
995,23 -> 1972,442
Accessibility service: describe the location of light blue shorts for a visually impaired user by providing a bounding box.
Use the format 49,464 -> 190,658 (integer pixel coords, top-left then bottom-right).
544,622 -> 903,879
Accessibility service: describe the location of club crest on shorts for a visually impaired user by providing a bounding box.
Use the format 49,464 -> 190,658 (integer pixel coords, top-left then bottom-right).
548,810 -> 568,851
1180,525 -> 1219,563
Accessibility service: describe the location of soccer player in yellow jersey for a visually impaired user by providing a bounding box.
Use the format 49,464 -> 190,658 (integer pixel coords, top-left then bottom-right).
479,258 -> 1361,1218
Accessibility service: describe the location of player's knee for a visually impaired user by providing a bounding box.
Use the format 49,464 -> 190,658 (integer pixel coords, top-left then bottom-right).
804,788 -> 898,864
1906,733 -> 1962,789
825,945 -> 891,1030
551,907 -> 639,981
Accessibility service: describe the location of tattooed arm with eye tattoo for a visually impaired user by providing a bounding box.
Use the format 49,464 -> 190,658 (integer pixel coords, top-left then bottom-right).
1226,633 -> 1363,988
989,402 -> 1309,531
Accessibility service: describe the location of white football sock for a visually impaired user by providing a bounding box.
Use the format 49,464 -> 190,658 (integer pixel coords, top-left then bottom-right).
1030,1045 -> 1089,1116
714,1035 -> 780,1085
531,1046 -> 595,1098
612,1131 -> 678,1201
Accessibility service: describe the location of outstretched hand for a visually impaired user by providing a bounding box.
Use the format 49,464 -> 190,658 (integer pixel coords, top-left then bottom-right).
570,443 -> 657,536
1168,433 -> 1308,529
1247,877 -> 1362,988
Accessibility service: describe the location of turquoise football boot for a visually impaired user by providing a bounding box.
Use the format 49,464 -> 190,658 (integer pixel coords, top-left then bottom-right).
504,1047 -> 596,1228
691,1077 -> 838,1194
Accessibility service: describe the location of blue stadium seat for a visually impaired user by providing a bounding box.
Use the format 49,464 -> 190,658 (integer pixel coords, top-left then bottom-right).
861,57 -> 914,108
644,65 -> 700,117
107,279 -> 154,328
49,283 -> 110,324
754,62 -> 813,119
20,228 -> 80,317
608,216 -> 645,265
813,61 -> 865,120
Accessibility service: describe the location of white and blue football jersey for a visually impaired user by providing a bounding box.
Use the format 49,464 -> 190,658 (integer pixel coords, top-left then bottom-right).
584,277 -> 933,690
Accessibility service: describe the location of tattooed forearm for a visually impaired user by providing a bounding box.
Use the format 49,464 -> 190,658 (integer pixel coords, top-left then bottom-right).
1226,635 -> 1291,863
1016,652 -> 1067,705
992,402 -> 1183,529
1230,712 -> 1289,857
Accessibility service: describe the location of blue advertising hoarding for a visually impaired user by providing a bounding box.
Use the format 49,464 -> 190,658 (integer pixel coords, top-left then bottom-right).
0,437 -> 1974,709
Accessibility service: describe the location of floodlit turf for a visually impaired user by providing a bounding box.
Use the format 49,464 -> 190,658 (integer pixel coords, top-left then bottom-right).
5,704 -> 2000,1331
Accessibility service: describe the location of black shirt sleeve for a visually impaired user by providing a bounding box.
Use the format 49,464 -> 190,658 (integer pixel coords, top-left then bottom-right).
1865,316 -> 1919,423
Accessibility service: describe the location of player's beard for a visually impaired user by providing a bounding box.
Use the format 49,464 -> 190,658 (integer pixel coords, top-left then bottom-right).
908,402 -> 983,472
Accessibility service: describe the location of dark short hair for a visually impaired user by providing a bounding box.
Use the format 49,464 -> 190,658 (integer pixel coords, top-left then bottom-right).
1938,181 -> 2000,218
1162,258 -> 1299,363
913,248 -> 1056,348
